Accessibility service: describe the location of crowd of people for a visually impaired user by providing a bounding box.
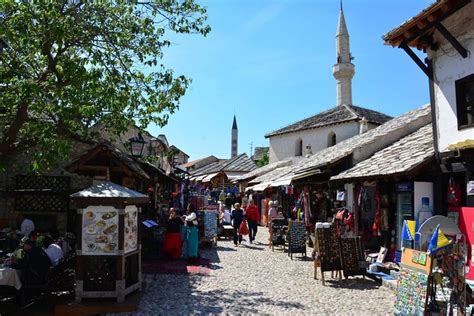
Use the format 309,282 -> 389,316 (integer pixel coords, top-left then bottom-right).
2,214 -> 65,287
217,195 -> 283,248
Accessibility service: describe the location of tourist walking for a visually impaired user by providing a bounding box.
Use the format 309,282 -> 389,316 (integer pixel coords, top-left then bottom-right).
268,201 -> 279,247
245,199 -> 260,244
183,204 -> 199,259
163,208 -> 183,259
231,203 -> 244,246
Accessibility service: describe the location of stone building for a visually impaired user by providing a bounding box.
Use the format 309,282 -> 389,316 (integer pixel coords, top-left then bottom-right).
265,5 -> 391,163
384,0 -> 474,209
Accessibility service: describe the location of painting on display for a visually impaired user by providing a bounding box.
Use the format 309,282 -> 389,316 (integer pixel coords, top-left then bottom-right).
82,206 -> 119,255
124,206 -> 138,253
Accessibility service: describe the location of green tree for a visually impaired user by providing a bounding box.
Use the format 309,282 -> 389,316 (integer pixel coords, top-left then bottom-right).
0,1 -> 210,172
256,151 -> 269,167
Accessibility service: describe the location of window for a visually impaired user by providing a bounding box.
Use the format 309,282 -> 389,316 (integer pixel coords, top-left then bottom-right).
327,132 -> 336,147
455,74 -> 474,129
295,139 -> 303,156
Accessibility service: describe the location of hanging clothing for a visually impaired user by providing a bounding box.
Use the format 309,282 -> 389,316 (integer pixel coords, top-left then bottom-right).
262,198 -> 270,227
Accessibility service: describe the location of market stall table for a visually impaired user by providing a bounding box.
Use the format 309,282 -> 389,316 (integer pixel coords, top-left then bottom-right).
0,266 -> 21,290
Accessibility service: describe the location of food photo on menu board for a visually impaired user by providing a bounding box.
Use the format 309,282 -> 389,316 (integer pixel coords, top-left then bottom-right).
124,207 -> 138,253
82,207 -> 119,255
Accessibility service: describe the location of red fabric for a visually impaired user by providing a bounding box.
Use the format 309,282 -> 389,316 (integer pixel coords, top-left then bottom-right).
245,205 -> 260,222
163,232 -> 182,259
239,219 -> 249,235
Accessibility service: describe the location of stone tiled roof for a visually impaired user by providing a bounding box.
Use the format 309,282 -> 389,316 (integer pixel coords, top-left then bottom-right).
331,124 -> 434,181
235,159 -> 293,182
249,165 -> 294,185
291,105 -> 431,175
191,154 -> 257,177
265,104 -> 392,138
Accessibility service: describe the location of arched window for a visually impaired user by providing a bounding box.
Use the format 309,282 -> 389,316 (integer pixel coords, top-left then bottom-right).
327,132 -> 336,147
295,139 -> 303,156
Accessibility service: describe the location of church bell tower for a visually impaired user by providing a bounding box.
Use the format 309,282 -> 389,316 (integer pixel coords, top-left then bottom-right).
332,2 -> 355,106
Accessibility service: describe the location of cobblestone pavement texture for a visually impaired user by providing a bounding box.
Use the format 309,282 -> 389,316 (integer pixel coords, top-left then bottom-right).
115,229 -> 395,315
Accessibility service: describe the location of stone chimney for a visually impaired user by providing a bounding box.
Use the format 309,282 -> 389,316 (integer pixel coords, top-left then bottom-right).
359,117 -> 368,134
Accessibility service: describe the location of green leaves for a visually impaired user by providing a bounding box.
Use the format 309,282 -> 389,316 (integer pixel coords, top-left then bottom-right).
0,0 -> 210,172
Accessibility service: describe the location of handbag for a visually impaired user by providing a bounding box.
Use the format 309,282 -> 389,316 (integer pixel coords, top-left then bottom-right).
239,219 -> 249,235
335,209 -> 347,221
447,177 -> 462,206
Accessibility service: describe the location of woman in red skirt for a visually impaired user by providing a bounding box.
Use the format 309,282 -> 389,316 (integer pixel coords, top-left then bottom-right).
163,208 -> 183,259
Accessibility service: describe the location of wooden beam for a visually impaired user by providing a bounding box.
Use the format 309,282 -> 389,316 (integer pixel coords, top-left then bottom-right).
400,44 -> 434,80
434,21 -> 468,58
417,19 -> 429,30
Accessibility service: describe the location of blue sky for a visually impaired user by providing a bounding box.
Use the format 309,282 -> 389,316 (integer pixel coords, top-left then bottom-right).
148,0 -> 432,161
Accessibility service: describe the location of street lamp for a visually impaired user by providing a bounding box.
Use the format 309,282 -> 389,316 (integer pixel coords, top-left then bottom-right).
128,133 -> 147,158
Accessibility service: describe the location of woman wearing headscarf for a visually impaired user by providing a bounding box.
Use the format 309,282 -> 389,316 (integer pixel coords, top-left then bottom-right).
183,204 -> 199,259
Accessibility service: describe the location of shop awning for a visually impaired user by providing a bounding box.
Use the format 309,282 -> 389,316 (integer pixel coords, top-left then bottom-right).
202,173 -> 219,183
270,177 -> 292,187
292,169 -> 321,181
246,182 -> 271,192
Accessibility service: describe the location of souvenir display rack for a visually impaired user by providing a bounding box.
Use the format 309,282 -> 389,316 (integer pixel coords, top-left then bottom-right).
394,246 -> 467,315
339,236 -> 366,278
314,224 -> 343,285
287,220 -> 306,260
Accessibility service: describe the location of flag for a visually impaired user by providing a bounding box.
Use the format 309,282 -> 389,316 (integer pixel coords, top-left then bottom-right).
401,220 -> 416,241
428,224 -> 451,254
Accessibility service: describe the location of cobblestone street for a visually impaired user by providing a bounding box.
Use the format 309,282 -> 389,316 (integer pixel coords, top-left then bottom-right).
128,229 -> 395,315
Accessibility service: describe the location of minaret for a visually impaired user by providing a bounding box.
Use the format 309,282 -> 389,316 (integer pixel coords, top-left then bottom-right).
231,115 -> 238,158
332,1 -> 355,106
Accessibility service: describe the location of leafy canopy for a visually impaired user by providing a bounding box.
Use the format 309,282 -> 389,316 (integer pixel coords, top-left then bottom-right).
0,1 -> 210,172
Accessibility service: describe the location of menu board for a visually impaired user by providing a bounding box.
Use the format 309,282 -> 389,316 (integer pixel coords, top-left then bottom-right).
316,225 -> 342,272
340,237 -> 366,278
394,265 -> 429,315
82,206 -> 119,255
124,206 -> 138,253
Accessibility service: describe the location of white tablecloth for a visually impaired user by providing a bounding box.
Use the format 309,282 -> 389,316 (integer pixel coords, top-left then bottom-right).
0,267 -> 22,290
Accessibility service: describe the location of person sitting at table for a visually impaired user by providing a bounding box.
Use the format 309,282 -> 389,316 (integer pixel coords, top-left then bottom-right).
16,214 -> 35,237
43,235 -> 63,266
12,239 -> 51,285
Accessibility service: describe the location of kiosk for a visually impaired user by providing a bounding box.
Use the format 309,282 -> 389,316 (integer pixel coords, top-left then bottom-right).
70,182 -> 149,303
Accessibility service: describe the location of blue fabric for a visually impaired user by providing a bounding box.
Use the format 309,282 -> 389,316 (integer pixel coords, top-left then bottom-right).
187,226 -> 199,258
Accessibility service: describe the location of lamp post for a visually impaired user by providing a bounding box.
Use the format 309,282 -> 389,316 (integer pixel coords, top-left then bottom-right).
129,133 -> 147,158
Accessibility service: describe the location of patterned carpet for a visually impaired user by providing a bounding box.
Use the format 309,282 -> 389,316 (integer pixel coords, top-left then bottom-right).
142,258 -> 211,275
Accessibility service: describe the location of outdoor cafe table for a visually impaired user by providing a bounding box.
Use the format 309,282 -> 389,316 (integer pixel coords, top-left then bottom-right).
0,265 -> 22,290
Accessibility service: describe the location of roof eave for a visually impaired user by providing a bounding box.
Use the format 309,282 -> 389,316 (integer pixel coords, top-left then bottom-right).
383,0 -> 471,50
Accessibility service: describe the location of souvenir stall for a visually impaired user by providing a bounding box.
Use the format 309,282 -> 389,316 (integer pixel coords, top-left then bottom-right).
313,222 -> 367,285
394,216 -> 468,315
70,182 -> 149,303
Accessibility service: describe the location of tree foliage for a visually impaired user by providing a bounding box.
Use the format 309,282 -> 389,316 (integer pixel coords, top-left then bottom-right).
256,151 -> 269,167
0,1 -> 210,172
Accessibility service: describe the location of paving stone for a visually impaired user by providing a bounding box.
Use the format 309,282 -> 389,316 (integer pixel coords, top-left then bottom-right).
111,229 -> 395,315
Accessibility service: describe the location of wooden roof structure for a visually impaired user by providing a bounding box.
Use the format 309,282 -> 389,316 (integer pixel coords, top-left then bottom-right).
383,0 -> 471,50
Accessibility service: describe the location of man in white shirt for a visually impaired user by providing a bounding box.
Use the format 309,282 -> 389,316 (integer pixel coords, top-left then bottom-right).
43,236 -> 63,266
17,214 -> 35,237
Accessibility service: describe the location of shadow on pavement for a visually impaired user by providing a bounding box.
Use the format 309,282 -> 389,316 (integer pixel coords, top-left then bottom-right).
324,278 -> 381,290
